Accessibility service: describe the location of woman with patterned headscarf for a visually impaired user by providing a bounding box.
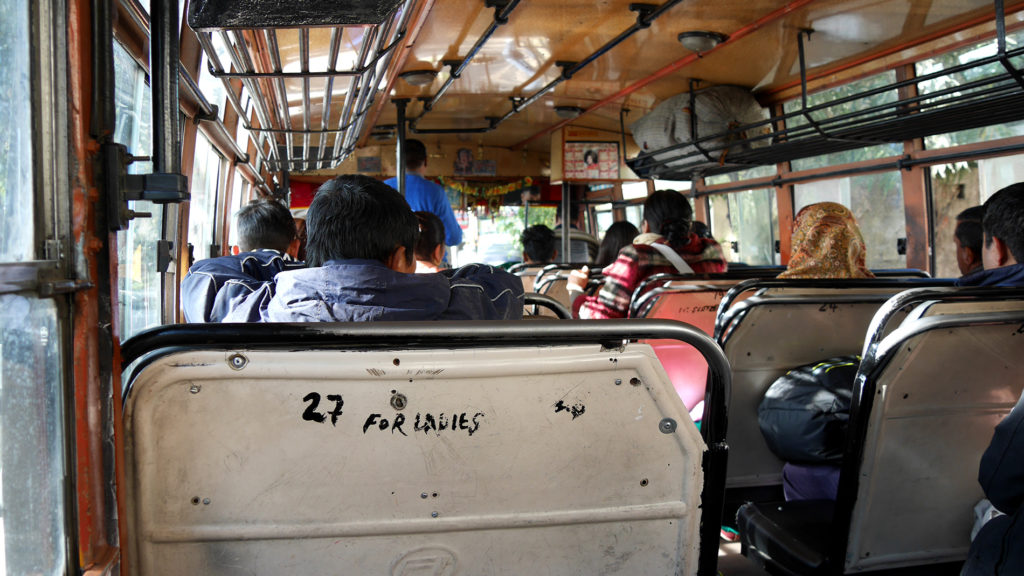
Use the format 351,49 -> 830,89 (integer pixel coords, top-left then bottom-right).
779,202 -> 874,279
762,202 -> 874,503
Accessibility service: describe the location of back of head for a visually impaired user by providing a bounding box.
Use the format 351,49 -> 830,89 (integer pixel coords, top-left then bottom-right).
643,189 -> 693,247
414,211 -> 445,262
520,224 -> 557,263
781,202 -> 873,279
405,139 -> 428,170
235,199 -> 296,254
954,205 -> 984,260
983,183 -> 1024,263
555,199 -> 582,227
595,221 -> 640,267
305,175 -> 418,267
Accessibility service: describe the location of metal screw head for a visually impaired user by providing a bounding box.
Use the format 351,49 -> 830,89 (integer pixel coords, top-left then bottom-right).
614,378 -> 622,386
228,353 -> 248,371
202,498 -> 211,505
189,384 -> 202,394
421,493 -> 428,499
431,511 -> 439,518
391,393 -> 408,411
659,418 -> 677,434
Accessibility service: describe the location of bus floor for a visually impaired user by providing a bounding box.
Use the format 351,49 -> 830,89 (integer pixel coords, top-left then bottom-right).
719,540 -> 770,576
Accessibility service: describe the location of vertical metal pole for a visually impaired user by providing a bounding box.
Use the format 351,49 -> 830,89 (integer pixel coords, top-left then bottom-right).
395,99 -> 408,196
561,182 -> 571,264
151,0 -> 181,174
151,0 -> 182,323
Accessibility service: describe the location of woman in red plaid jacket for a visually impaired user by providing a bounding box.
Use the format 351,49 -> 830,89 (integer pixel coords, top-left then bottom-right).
569,189 -> 727,319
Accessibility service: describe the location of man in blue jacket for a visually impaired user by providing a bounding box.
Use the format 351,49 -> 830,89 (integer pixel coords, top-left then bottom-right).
384,139 -> 463,247
961,182 -> 1024,575
225,174 -> 522,322
181,199 -> 304,322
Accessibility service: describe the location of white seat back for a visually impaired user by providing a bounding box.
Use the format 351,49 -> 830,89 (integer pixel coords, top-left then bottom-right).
124,334 -> 707,575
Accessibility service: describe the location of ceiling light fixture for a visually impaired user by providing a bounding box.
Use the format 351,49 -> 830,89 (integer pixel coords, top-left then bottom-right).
554,105 -> 585,119
399,69 -> 438,87
677,31 -> 727,54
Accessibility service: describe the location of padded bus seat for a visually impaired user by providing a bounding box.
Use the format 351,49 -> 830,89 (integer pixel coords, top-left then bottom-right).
737,297 -> 1024,575
122,324 -> 718,575
637,283 -> 748,412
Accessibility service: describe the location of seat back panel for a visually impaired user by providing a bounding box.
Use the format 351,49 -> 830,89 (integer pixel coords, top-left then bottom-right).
846,313 -> 1024,571
125,344 -> 705,575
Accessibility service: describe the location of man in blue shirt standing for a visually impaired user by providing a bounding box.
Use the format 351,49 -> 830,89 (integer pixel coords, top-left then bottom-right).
384,139 -> 463,247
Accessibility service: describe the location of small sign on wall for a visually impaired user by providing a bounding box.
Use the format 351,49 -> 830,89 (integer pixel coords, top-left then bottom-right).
357,156 -> 382,173
563,141 -> 619,179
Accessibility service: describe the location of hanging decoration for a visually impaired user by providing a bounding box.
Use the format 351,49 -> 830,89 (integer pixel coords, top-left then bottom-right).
435,177 -> 533,213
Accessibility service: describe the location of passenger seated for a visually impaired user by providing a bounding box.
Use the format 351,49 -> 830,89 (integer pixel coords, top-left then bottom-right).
568,189 -> 727,319
961,183 -> 1024,574
957,183 -> 1024,287
593,221 -> 639,269
181,198 -> 304,323
224,174 -> 524,322
520,224 -> 558,265
954,205 -> 985,277
555,200 -> 600,263
413,211 -> 446,273
778,202 -> 874,279
760,202 -> 874,500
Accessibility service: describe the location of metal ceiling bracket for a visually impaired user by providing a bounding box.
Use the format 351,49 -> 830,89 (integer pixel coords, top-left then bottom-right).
485,0 -> 512,24
556,61 -> 579,80
995,0 -> 1024,90
628,3 -> 658,28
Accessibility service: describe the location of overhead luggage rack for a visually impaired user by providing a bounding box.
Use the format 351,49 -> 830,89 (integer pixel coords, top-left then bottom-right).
188,0 -> 418,174
627,30 -> 1024,182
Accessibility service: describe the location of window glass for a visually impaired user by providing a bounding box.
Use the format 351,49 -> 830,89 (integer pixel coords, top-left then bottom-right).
0,0 -> 35,262
451,205 -> 556,267
0,295 -> 67,575
918,33 -> 1024,149
114,41 -> 163,340
794,171 -> 906,269
624,204 -> 643,229
652,179 -> 692,192
621,181 -> 649,200
226,175 -> 248,250
708,188 -> 778,265
188,135 -> 224,261
197,38 -> 230,122
930,153 -> 1024,278
704,165 -> 775,186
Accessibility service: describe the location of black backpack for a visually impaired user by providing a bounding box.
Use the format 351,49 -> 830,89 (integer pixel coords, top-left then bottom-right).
757,355 -> 859,464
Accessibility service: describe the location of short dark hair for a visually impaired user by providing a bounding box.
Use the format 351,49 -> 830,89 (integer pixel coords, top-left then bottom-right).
414,211 -> 445,261
305,175 -> 418,267
520,225 -> 557,263
691,220 -> 712,239
644,189 -> 693,247
556,200 -> 581,224
954,205 -> 984,256
235,199 -> 296,253
983,183 -> 1024,262
405,139 -> 427,170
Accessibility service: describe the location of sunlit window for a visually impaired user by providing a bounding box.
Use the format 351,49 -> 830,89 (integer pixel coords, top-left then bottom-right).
794,171 -> 906,270
188,134 -> 225,262
0,0 -> 34,262
708,188 -> 778,266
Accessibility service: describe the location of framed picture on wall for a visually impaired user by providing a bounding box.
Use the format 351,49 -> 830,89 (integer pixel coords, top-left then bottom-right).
563,141 -> 619,179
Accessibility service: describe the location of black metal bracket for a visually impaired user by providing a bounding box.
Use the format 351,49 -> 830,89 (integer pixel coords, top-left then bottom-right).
555,60 -> 579,80
193,104 -> 220,124
104,141 -> 190,232
628,3 -> 658,28
442,59 -> 463,79
687,78 -> 716,163
485,0 -> 512,24
156,239 -> 175,274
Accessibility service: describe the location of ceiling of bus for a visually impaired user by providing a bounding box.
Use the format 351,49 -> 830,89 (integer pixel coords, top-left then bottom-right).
191,0 -> 1021,176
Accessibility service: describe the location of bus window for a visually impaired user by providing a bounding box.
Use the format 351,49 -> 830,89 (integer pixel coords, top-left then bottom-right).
708,188 -> 778,266
453,204 -> 556,267
1,0 -> 33,262
794,170 -> 907,269
113,41 -> 164,340
0,0 -> 68,572
187,135 -> 225,261
931,153 -> 1024,277
225,174 -> 250,251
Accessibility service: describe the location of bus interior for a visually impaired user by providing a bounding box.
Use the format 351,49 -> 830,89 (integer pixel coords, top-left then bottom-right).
4,0 -> 1024,574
